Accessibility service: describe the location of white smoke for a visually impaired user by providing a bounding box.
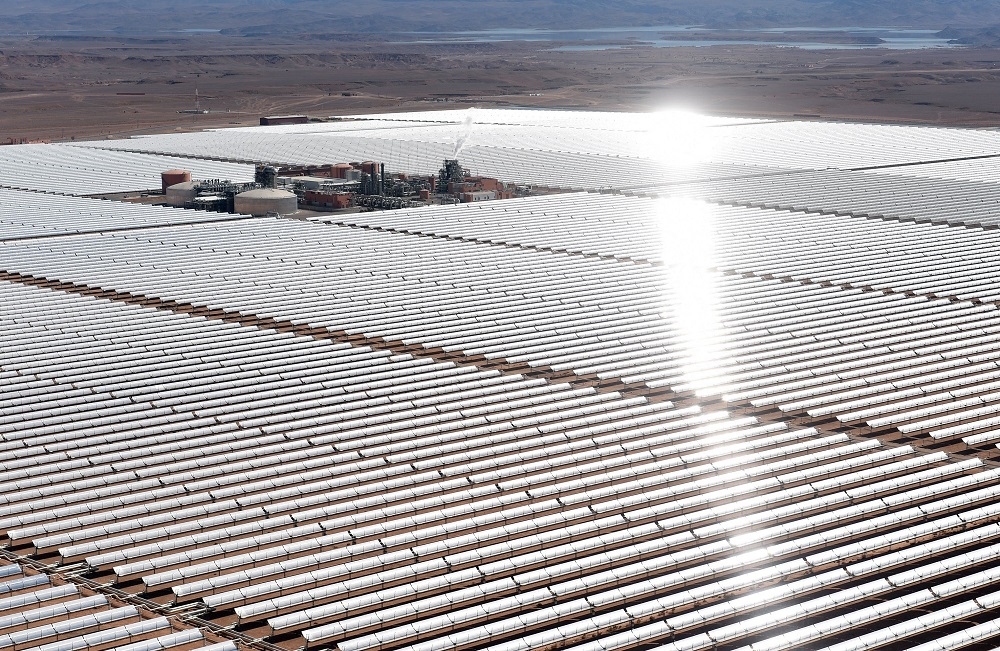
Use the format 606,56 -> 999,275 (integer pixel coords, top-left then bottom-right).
453,108 -> 477,158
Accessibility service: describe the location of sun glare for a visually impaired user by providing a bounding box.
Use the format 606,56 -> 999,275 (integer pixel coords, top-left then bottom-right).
643,108 -> 716,168
654,196 -> 730,394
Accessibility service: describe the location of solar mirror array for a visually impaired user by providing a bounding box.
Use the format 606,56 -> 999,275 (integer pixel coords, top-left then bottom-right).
6,108 -> 1000,651
0,146 -> 252,197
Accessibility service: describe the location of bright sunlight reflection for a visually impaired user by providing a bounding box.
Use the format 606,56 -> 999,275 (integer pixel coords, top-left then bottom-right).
653,196 -> 730,394
642,108 -> 716,168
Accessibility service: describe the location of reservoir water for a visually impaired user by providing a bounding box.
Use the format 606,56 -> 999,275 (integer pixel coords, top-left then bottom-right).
401,26 -> 959,50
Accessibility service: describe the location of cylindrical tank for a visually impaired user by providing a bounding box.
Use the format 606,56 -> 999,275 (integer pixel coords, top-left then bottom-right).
234,188 -> 298,216
333,163 -> 354,179
165,181 -> 199,207
161,169 -> 191,193
360,161 -> 379,175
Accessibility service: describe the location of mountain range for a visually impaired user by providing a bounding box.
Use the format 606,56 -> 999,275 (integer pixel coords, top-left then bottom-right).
2,0 -> 1000,36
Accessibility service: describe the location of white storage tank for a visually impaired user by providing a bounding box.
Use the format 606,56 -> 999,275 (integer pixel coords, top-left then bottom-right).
165,181 -> 199,207
234,188 -> 298,216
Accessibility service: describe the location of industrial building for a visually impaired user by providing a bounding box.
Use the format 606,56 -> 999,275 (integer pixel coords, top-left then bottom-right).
155,159 -> 514,217
163,176 -> 293,216
6,108 -> 1000,651
260,115 -> 310,126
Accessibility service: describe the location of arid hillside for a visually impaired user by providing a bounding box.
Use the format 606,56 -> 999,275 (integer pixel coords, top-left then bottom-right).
3,35 -> 1000,144
4,0 -> 1000,143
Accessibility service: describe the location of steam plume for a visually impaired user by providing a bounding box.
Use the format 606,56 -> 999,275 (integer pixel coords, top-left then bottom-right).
453,108 -> 477,157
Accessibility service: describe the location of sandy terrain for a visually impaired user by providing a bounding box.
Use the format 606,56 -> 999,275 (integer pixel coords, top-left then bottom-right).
3,35 -> 1000,143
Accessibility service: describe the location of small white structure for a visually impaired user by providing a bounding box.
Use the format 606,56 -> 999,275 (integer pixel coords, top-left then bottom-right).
234,188 -> 298,216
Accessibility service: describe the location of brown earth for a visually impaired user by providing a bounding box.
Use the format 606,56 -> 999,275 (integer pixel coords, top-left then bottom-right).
3,35 -> 1000,143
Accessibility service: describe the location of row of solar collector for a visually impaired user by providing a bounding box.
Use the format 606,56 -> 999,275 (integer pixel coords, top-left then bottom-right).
9,222 -> 1000,446
315,193 -> 666,263
0,376 -> 609,504
318,193 -> 1000,313
7,258 -> 1000,448
564,279 -> 1000,373
11,222 -> 1000,446
290,122 -> 663,160
0,192 -> 249,242
71,116 -> 1000,178
624,358 -> 1000,448
0,278 -> 601,414
325,194 -> 988,277
9,224 -> 1000,640
140,420 -> 806,596
713,238 -> 1000,292
0,288 -> 772,528
238,447 -> 973,631
547,290 -> 1000,401
0,408 -> 716,544
0,248 -> 650,323
700,120 -> 1000,169
8,401 -> 759,556
0,564 -> 235,651
0,145 -> 248,181
0,280 -> 916,448
1,386 -> 636,521
717,212 -> 1000,258
720,292 -> 970,338
0,148 -> 251,198
74,436 -> 932,644
0,351 -> 456,430
0,242 -> 756,356
0,266 -> 668,356
64,436 -> 903,591
857,153 -> 1000,183
108,412 -> 747,595
520,296 -> 967,379
644,300 -> 996,414
709,206 -> 1000,288
11,426 -> 948,648
1,388 -> 644,542
1,353 -> 630,456
264,452 -> 965,637
715,241 -> 1000,303
499,531 -> 1000,651
334,109 -> 760,130
756,361 -> 1000,421
330,506 -> 1000,651
294,464 -> 995,651
0,304 -> 936,632
0,225 -> 651,295
706,300 -> 1000,380
650,168 -> 1000,229
72,410 -> 696,575
4,205 -> 645,279
11,204 -> 988,332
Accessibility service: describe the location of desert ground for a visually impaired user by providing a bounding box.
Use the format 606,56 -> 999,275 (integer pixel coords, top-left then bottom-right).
3,35 -> 1000,142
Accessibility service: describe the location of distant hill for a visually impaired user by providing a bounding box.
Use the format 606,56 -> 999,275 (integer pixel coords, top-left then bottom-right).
2,0 -> 999,35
